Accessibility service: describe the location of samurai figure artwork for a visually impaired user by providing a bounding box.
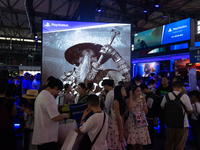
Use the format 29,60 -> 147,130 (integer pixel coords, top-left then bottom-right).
60,29 -> 131,93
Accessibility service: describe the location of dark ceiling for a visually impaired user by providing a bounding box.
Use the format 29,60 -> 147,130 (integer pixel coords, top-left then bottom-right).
0,0 -> 200,40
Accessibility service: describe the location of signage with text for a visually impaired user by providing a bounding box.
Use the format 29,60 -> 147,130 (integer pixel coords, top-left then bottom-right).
190,48 -> 200,63
134,18 -> 191,50
162,18 -> 190,45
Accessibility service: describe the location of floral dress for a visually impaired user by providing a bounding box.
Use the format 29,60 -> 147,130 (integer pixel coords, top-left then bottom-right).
125,99 -> 151,145
107,107 -> 126,149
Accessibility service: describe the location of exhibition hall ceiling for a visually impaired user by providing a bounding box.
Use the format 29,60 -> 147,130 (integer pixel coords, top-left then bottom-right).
0,0 -> 200,40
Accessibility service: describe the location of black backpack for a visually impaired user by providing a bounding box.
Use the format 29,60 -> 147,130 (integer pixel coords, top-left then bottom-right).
164,92 -> 186,128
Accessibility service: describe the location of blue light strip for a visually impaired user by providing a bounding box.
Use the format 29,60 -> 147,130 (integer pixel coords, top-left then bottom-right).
132,52 -> 189,63
170,43 -> 188,51
195,42 -> 200,47
14,124 -> 20,127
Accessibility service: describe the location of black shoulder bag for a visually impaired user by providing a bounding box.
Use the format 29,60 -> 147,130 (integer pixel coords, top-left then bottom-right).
78,112 -> 106,150
194,103 -> 200,122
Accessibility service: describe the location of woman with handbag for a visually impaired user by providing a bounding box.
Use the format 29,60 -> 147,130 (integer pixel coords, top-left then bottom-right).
189,90 -> 200,150
125,85 -> 151,150
107,85 -> 127,150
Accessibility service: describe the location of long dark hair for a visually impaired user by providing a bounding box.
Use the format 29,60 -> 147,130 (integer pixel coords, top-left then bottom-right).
114,85 -> 126,115
189,90 -> 200,102
131,85 -> 140,93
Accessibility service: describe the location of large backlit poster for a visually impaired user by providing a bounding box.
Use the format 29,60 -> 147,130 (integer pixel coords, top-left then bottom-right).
42,20 -> 131,93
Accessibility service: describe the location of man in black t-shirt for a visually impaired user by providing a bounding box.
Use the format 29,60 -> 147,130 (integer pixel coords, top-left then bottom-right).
140,83 -> 156,147
155,77 -> 173,137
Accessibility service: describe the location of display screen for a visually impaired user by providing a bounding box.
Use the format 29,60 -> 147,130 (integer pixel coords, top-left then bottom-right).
137,62 -> 160,77
175,59 -> 200,76
42,20 -> 131,93
134,26 -> 163,50
59,95 -> 65,106
134,18 -> 191,50
170,43 -> 188,51
162,18 -> 190,45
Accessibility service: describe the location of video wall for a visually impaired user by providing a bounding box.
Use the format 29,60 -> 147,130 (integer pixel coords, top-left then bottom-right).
134,18 -> 191,50
137,62 -> 160,77
133,60 -> 171,77
42,20 -> 131,93
175,59 -> 200,77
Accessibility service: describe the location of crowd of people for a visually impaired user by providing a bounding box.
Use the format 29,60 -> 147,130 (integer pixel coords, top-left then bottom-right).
0,72 -> 200,150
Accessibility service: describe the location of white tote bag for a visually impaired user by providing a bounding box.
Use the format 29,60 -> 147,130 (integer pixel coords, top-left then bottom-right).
61,130 -> 78,150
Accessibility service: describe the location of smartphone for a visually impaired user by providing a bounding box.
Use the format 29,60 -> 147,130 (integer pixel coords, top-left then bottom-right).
17,105 -> 25,110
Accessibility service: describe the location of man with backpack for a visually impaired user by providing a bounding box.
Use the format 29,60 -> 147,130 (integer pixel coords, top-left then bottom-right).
161,81 -> 193,150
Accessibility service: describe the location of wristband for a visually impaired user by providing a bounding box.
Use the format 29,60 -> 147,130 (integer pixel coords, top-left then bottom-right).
81,119 -> 85,123
143,105 -> 147,107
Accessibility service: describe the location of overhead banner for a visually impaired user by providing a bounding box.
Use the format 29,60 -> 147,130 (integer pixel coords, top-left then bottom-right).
162,18 -> 190,45
134,18 -> 191,50
190,47 -> 200,63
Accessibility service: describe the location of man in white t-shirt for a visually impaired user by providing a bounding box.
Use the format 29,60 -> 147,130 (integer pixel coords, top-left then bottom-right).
32,79 -> 68,150
161,81 -> 193,150
102,79 -> 114,115
79,94 -> 108,150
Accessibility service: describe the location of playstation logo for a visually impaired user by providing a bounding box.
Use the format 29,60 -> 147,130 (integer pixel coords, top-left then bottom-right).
45,22 -> 50,27
168,28 -> 172,32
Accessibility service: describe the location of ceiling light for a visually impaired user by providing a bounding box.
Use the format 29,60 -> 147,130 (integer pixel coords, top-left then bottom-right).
97,7 -> 101,12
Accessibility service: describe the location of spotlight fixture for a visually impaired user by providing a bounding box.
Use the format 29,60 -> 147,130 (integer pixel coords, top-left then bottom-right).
143,10 -> 147,13
155,4 -> 159,8
163,13 -> 167,18
97,7 -> 101,12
